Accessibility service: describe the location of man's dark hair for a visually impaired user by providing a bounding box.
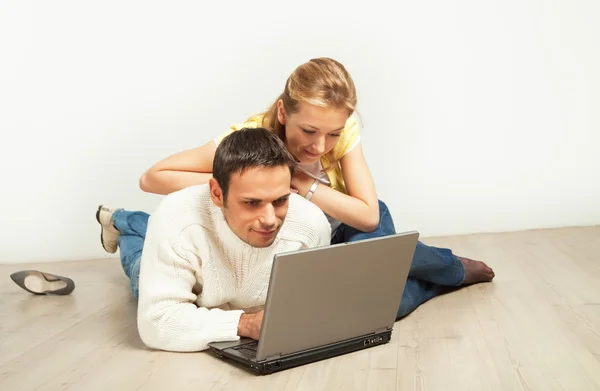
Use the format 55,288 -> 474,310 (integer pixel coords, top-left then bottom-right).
213,127 -> 297,201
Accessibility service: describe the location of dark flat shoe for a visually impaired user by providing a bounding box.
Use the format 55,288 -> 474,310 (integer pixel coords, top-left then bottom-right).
10,270 -> 75,295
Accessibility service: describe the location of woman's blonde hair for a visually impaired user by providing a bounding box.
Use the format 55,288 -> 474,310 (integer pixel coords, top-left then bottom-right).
260,57 -> 358,143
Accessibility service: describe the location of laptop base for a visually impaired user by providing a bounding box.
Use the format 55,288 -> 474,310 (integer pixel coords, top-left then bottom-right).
209,330 -> 392,375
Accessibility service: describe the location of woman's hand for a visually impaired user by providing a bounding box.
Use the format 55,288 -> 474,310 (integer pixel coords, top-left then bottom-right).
291,169 -> 315,197
301,144 -> 380,232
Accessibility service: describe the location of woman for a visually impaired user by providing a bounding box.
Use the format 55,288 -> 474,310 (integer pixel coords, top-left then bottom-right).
97,57 -> 494,316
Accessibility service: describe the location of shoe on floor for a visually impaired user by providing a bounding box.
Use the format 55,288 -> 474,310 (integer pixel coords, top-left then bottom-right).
10,270 -> 75,295
96,205 -> 119,254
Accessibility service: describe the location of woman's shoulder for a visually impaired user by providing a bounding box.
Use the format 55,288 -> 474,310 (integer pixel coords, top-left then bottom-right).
341,114 -> 360,139
330,114 -> 361,160
233,114 -> 264,130
214,114 -> 266,145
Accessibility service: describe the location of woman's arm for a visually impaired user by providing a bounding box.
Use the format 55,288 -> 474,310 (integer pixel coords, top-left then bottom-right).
293,143 -> 380,232
139,141 -> 217,195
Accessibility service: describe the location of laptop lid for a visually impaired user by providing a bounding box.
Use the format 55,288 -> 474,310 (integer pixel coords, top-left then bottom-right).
255,231 -> 419,361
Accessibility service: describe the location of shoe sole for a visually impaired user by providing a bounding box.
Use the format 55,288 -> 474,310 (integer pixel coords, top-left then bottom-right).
10,270 -> 75,295
24,273 -> 68,293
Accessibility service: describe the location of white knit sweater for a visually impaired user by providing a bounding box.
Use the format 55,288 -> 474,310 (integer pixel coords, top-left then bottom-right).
136,184 -> 332,352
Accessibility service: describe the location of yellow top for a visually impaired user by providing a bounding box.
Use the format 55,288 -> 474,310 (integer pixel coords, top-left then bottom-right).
214,114 -> 361,195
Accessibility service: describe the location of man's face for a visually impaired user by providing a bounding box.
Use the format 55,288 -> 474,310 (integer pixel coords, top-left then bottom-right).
210,165 -> 291,248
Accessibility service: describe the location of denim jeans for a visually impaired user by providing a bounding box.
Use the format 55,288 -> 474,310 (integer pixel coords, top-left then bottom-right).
331,200 -> 465,320
111,209 -> 150,300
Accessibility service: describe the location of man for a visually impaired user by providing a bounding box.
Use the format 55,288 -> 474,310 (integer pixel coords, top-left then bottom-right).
96,128 -> 331,352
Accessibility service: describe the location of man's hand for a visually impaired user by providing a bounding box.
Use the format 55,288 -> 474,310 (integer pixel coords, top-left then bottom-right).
237,310 -> 264,340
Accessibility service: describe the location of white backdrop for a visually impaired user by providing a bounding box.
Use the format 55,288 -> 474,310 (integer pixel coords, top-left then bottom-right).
1,0 -> 599,263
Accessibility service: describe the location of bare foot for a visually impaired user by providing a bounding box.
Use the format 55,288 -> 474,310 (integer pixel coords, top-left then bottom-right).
458,257 -> 495,285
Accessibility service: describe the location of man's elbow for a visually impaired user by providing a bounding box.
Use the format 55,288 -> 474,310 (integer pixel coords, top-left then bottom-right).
138,316 -> 190,352
137,314 -> 167,351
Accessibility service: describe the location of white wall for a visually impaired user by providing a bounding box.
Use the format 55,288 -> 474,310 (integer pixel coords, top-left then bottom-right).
1,0 -> 599,264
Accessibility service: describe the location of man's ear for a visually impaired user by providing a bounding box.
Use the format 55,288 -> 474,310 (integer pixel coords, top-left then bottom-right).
209,178 -> 225,208
276,99 -> 286,125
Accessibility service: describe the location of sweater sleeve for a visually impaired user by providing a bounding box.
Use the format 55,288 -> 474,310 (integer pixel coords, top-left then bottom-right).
284,194 -> 332,248
310,202 -> 333,247
136,236 -> 243,352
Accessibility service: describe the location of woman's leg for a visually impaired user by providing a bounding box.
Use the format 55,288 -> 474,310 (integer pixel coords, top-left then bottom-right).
409,242 -> 465,286
396,277 -> 456,320
331,200 -> 465,285
331,200 -> 493,317
97,206 -> 149,300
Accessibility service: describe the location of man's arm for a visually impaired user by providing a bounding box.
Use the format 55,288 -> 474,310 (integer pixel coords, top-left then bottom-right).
136,239 -> 243,352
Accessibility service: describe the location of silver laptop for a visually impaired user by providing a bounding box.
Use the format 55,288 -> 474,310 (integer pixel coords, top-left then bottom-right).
208,230 -> 419,375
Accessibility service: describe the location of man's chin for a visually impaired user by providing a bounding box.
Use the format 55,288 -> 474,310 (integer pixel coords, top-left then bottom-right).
247,232 -> 278,248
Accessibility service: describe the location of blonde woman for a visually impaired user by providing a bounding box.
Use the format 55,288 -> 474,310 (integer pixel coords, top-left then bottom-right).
97,58 -> 494,317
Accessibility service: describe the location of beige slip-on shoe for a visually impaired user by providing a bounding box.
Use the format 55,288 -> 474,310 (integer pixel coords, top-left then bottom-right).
96,205 -> 120,254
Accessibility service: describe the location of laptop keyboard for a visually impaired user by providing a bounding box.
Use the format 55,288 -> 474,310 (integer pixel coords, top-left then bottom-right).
233,342 -> 258,359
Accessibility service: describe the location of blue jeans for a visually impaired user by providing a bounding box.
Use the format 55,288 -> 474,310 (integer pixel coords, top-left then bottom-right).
112,209 -> 150,300
331,200 -> 465,320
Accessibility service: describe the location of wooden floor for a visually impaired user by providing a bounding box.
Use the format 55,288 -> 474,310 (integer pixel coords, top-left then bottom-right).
1,226 -> 600,391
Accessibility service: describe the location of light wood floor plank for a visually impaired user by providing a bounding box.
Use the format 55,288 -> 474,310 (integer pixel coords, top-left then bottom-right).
1,226 -> 599,390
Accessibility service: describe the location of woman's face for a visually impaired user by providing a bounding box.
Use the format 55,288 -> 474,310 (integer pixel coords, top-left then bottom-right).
277,100 -> 349,164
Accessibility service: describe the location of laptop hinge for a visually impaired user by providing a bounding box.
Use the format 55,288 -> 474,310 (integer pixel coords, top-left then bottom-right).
375,325 -> 392,334
265,353 -> 282,361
